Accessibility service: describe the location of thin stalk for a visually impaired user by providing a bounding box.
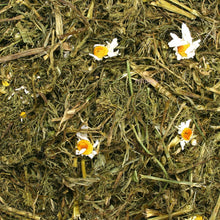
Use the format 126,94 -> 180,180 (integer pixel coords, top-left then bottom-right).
146,205 -> 193,220
132,125 -> 168,178
209,194 -> 220,220
127,60 -> 133,96
140,174 -> 205,188
81,158 -> 87,178
155,128 -> 174,169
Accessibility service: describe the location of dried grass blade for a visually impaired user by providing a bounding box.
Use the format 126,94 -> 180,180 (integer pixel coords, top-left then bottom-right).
140,175 -> 205,187
209,194 -> 220,220
146,205 -> 193,220
0,203 -> 41,220
169,0 -> 201,16
150,0 -> 196,20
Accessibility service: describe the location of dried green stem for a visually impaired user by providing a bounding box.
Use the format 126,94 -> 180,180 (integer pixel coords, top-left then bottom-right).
127,60 -> 133,96
132,125 -> 168,178
140,175 -> 204,188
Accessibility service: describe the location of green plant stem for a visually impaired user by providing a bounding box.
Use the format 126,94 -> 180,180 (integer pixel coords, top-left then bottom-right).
209,194 -> 220,220
127,60 -> 133,96
132,125 -> 168,178
140,174 -> 204,187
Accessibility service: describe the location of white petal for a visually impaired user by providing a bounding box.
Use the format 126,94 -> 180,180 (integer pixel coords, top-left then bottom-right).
94,44 -> 105,47
24,89 -> 30,94
107,38 -> 118,49
190,39 -> 201,50
76,125 -> 91,140
93,140 -> 99,148
76,132 -> 89,141
79,149 -> 87,154
106,38 -> 119,57
180,140 -> 186,150
168,33 -> 184,47
177,120 -> 189,133
185,50 -> 196,59
89,53 -> 103,61
76,148 -> 87,155
175,50 -> 184,60
182,23 -> 192,43
176,55 -> 183,60
185,119 -> 191,127
177,123 -> 184,133
87,151 -> 97,159
177,128 -> 182,134
107,50 -> 120,58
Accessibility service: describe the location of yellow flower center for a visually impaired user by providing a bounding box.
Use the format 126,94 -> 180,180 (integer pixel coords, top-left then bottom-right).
177,43 -> 190,57
20,111 -> 27,119
2,80 -> 10,87
77,140 -> 93,155
94,46 -> 108,59
194,216 -> 203,220
181,127 -> 192,141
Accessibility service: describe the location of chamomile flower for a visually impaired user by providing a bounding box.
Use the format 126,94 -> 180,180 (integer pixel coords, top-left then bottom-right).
75,125 -> 99,159
186,215 -> 203,220
168,23 -> 201,60
177,119 -> 193,150
89,38 -> 120,61
20,111 -> 27,122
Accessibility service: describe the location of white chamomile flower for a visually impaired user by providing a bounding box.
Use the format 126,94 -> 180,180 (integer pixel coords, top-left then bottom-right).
177,119 -> 193,150
75,125 -> 99,159
168,23 -> 201,60
185,215 -> 203,220
89,38 -> 120,61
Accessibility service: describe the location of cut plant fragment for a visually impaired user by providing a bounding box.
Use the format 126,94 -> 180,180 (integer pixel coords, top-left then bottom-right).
168,23 -> 200,60
149,0 -> 198,19
75,125 -> 99,159
177,119 -> 194,150
89,38 -> 120,61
